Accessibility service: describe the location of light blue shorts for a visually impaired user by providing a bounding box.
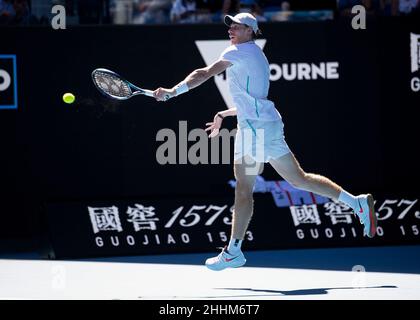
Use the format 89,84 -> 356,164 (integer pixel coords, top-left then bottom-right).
234,119 -> 291,163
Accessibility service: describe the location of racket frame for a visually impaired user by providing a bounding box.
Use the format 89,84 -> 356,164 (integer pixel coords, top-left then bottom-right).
91,68 -> 154,100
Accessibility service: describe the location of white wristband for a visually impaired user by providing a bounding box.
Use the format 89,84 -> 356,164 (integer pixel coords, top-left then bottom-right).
175,82 -> 189,96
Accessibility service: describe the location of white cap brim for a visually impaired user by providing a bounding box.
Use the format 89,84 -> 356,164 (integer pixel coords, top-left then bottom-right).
224,15 -> 241,27
224,14 -> 258,34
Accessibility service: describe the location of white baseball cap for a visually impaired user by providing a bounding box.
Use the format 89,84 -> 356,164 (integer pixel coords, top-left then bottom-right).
224,13 -> 260,34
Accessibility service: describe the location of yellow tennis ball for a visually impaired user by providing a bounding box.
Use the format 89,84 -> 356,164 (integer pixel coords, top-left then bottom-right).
63,93 -> 75,104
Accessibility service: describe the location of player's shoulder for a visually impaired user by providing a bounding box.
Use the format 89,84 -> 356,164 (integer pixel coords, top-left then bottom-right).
222,44 -> 239,53
237,42 -> 261,54
220,45 -> 240,60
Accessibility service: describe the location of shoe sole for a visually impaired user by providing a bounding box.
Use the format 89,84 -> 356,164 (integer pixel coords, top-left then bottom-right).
367,193 -> 377,238
205,260 -> 246,271
232,260 -> 246,268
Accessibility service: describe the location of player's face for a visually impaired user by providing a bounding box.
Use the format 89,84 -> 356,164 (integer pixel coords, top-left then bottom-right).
228,23 -> 252,44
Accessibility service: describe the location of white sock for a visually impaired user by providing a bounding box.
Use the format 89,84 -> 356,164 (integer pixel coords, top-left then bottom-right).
227,238 -> 242,255
338,189 -> 358,213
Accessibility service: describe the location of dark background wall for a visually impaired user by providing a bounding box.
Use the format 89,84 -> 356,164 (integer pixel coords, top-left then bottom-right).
0,17 -> 419,254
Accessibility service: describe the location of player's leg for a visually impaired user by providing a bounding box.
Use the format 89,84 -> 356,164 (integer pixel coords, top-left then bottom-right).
269,152 -> 377,237
269,152 -> 341,199
231,155 -> 263,241
205,155 -> 263,271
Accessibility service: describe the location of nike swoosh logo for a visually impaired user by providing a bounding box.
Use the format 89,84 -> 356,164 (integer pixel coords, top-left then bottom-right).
358,199 -> 364,213
225,257 -> 238,262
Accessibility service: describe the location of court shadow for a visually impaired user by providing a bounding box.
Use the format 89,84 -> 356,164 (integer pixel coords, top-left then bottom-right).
211,285 -> 398,297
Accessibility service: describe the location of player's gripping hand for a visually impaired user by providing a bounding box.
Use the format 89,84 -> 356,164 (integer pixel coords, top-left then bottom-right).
153,87 -> 176,102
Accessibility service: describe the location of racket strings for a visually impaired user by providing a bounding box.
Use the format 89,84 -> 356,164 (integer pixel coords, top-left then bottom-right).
93,71 -> 131,98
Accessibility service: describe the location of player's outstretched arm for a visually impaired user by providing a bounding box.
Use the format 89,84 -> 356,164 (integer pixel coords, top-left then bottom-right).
153,59 -> 232,102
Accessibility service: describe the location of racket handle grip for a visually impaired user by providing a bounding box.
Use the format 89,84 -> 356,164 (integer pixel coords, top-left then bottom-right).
143,89 -> 155,97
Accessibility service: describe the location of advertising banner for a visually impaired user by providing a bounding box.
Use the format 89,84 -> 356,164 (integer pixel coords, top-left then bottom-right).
45,178 -> 420,259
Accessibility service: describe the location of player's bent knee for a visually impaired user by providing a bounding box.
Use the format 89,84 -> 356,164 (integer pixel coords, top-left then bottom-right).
236,186 -> 253,197
235,182 -> 254,198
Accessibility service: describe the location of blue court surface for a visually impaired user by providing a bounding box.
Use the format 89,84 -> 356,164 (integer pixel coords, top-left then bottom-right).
0,245 -> 419,299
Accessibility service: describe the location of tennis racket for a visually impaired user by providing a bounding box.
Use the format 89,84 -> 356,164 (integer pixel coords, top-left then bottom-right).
91,68 -> 170,101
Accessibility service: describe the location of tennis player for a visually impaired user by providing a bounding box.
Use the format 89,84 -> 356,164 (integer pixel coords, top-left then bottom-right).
153,13 -> 377,271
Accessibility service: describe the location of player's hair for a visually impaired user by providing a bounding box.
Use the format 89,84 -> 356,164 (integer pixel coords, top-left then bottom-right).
252,29 -> 262,39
